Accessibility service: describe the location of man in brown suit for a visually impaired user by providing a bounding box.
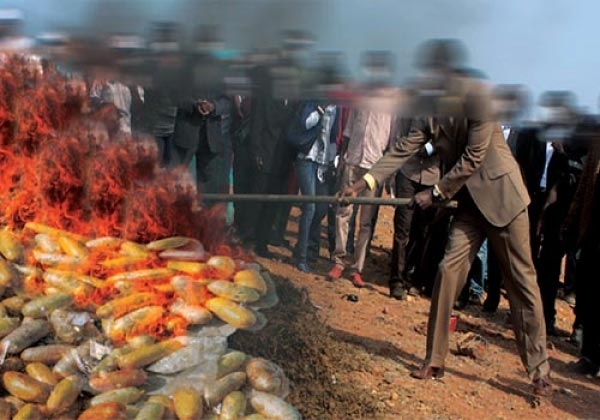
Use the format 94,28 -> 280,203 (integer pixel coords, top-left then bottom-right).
342,40 -> 551,396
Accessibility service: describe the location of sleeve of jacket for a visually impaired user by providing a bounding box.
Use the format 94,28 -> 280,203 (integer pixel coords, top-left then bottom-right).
176,97 -> 199,116
437,119 -> 494,198
329,108 -> 340,145
366,118 -> 428,188
300,102 -> 319,129
436,85 -> 495,199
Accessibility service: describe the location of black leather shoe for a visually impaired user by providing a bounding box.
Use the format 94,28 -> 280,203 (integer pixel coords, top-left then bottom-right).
254,245 -> 274,259
390,283 -> 407,300
269,238 -> 291,248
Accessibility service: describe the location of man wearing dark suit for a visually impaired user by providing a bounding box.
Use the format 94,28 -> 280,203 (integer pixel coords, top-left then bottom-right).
507,117 -> 583,334
170,93 -> 231,194
389,117 -> 440,300
342,40 -> 550,396
170,39 -> 232,195
507,126 -> 548,256
246,62 -> 295,257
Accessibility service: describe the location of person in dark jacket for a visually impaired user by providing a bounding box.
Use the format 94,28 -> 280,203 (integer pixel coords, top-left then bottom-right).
247,61 -> 295,257
562,120 -> 600,376
170,27 -> 232,196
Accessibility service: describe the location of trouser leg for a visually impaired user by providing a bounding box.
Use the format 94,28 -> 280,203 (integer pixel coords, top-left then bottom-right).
536,207 -> 564,330
390,174 -> 418,286
486,210 -> 550,380
425,210 -> 484,367
483,248 -> 503,311
254,175 -> 286,249
232,142 -> 254,239
347,205 -> 358,255
155,135 -> 172,167
333,165 -> 355,267
294,159 -> 317,264
350,167 -> 376,274
563,249 -> 577,296
416,211 -> 453,296
308,176 -> 330,260
195,138 -> 218,194
326,168 -> 338,257
352,201 -> 377,273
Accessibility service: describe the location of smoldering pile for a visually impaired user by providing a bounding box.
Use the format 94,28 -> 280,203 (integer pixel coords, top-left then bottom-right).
0,54 -> 302,419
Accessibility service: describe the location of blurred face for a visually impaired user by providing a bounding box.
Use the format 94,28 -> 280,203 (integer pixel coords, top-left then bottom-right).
283,46 -> 312,67
417,68 -> 449,94
492,98 -> 520,122
362,65 -> 392,85
538,106 -> 572,125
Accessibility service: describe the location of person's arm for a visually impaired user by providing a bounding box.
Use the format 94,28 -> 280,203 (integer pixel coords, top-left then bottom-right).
432,82 -> 495,199
436,119 -> 494,199
338,109 -> 356,161
338,136 -> 350,159
363,118 -> 429,191
301,103 -> 320,130
196,94 -> 230,118
342,109 -> 355,141
175,97 -> 200,116
536,183 -> 558,237
341,118 -> 428,198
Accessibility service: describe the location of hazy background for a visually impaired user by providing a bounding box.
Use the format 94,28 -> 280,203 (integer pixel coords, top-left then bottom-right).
5,0 -> 599,113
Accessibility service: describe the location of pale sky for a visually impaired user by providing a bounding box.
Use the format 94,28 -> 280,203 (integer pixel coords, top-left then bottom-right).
6,0 -> 599,111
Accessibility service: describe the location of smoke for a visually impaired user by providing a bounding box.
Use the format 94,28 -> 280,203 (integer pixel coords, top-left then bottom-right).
6,0 -> 600,108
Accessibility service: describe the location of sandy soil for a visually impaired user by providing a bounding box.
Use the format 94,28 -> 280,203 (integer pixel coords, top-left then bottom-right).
234,205 -> 600,420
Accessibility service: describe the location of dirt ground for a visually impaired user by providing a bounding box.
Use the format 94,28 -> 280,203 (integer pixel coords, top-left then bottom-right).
231,205 -> 600,420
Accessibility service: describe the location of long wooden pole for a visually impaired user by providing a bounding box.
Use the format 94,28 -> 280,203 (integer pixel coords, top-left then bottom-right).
201,193 -> 458,208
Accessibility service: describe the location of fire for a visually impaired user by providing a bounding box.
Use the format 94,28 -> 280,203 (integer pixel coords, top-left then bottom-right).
0,55 -> 236,251
0,54 -> 252,342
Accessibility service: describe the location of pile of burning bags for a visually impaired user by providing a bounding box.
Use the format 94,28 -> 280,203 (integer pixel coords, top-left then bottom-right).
0,224 -> 301,419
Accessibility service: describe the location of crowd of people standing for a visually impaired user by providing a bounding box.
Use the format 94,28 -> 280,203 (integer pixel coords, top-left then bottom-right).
15,23 -> 599,395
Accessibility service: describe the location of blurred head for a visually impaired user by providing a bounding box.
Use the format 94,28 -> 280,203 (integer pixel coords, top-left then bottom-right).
414,39 -> 468,92
193,24 -> 224,55
106,33 -> 147,80
570,115 -> 600,150
0,9 -> 23,39
360,50 -> 394,87
538,91 -> 578,126
314,51 -> 348,97
148,22 -> 180,61
281,29 -> 315,67
492,84 -> 530,123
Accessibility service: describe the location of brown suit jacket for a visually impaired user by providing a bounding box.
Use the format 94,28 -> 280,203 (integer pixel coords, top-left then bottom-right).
368,78 -> 530,227
391,117 -> 440,186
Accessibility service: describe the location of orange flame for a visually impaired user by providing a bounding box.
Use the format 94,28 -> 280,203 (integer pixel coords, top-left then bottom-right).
0,55 -> 253,342
0,55 -> 240,252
